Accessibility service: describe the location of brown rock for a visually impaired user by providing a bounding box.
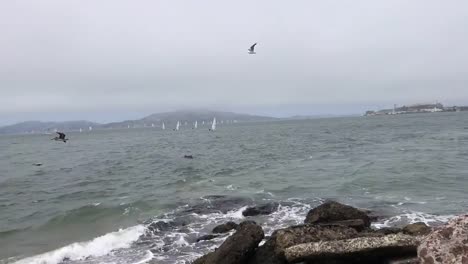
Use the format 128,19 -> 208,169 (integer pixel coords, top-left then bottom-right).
274,224 -> 359,255
304,201 -> 371,228
403,222 -> 431,236
418,215 -> 468,264
284,233 -> 421,263
193,221 -> 264,264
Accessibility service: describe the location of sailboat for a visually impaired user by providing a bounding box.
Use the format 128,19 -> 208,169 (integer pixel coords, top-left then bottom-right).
79,128 -> 83,133
162,122 -> 166,130
202,121 -> 205,125
194,121 -> 198,129
151,123 -> 155,128
128,124 -> 130,129
175,121 -> 180,131
89,126 -> 93,131
211,117 -> 216,131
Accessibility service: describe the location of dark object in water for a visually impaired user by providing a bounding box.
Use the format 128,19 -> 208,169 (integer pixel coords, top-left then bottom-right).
184,155 -> 193,159
33,163 -> 43,166
51,132 -> 68,143
212,221 -> 238,234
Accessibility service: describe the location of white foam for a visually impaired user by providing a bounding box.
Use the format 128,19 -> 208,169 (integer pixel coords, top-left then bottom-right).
373,212 -> 454,228
132,250 -> 154,264
13,225 -> 146,264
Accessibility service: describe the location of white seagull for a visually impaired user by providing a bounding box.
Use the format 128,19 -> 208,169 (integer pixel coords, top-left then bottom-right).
248,43 -> 257,54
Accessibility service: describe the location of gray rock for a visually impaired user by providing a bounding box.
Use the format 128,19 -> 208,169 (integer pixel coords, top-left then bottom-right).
243,202 -> 279,217
274,224 -> 359,256
248,231 -> 287,264
403,222 -> 431,236
375,227 -> 403,235
315,219 -> 368,232
284,233 -> 421,263
418,215 -> 468,264
304,201 -> 371,228
212,221 -> 238,233
194,221 -> 264,264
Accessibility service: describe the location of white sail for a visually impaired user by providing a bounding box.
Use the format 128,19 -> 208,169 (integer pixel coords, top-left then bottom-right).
79,128 -> 82,133
221,120 -> 224,124
202,121 -> 205,125
162,122 -> 166,130
151,123 -> 155,127
211,117 -> 216,131
194,121 -> 198,129
128,124 -> 130,129
176,121 -> 180,131
89,126 -> 92,131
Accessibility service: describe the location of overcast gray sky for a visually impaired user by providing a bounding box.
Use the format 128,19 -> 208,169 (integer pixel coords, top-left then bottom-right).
1,0 -> 468,125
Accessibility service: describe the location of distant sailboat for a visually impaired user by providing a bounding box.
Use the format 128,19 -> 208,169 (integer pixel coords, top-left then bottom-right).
162,122 -> 166,130
128,124 -> 130,129
221,120 -> 224,124
151,123 -> 155,128
194,121 -> 198,129
79,128 -> 82,133
175,121 -> 180,131
211,118 -> 216,131
202,121 -> 205,125
89,126 -> 92,131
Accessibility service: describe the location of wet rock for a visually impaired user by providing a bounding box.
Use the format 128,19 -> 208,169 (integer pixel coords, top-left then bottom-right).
418,215 -> 468,264
196,234 -> 219,242
193,221 -> 264,264
242,202 -> 279,217
304,201 -> 371,228
316,219 -> 368,232
403,222 -> 431,236
388,257 -> 420,264
284,233 -> 420,263
375,227 -> 403,235
248,231 -> 287,264
212,221 -> 238,233
274,224 -> 359,256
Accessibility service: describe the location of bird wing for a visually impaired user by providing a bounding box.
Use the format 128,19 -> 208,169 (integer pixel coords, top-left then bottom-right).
250,43 -> 257,51
57,132 -> 65,139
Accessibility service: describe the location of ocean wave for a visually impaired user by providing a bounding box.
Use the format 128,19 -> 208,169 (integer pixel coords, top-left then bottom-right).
13,225 -> 145,264
372,212 -> 454,229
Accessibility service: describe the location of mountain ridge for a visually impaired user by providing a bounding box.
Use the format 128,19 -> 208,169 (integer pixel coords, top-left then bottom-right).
0,110 -> 276,135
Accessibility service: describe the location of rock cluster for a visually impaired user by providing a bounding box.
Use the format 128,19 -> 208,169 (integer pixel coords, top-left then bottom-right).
194,201 -> 466,264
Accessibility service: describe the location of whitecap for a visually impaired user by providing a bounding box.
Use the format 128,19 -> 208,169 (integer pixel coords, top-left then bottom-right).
13,225 -> 145,264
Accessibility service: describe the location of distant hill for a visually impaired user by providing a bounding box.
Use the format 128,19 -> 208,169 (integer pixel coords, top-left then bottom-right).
102,110 -> 277,129
0,110 -> 277,134
0,121 -> 99,135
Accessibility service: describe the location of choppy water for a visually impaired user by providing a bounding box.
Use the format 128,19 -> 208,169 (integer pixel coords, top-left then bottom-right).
1,113 -> 468,263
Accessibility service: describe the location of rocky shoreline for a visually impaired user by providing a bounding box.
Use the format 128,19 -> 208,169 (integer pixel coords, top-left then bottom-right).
192,201 -> 468,264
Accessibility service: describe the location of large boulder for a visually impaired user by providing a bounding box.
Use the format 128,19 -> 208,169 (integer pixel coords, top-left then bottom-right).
403,222 -> 431,236
193,221 -> 264,264
274,224 -> 360,256
284,233 -> 421,264
418,215 -> 468,264
212,221 -> 238,233
304,201 -> 371,229
248,232 -> 287,264
243,202 -> 279,217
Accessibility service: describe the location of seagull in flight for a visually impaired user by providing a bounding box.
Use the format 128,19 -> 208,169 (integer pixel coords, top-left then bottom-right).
52,132 -> 68,143
248,43 -> 257,54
